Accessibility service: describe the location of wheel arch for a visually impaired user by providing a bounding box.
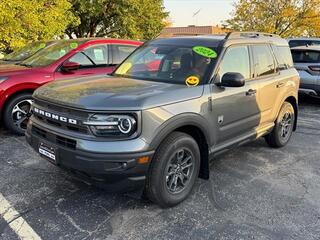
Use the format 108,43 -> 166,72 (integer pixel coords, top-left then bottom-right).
149,113 -> 212,180
0,88 -> 35,121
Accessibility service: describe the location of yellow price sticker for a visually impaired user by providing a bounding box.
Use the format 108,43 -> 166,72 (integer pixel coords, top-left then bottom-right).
185,76 -> 200,87
116,62 -> 132,75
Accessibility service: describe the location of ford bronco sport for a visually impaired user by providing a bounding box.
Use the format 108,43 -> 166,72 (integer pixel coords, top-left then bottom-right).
26,32 -> 299,207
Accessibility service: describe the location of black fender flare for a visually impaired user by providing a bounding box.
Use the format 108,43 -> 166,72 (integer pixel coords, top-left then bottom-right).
149,113 -> 212,151
148,113 -> 212,179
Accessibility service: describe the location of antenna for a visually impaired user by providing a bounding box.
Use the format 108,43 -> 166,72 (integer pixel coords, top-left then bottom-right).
193,9 -> 201,17
192,9 -> 201,26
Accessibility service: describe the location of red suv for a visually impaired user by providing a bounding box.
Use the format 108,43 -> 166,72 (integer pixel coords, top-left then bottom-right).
0,38 -> 142,134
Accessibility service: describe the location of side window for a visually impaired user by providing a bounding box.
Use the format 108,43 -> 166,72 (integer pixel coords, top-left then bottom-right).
252,45 -> 276,77
217,45 -> 250,80
68,52 -> 93,67
111,45 -> 137,65
272,45 -> 293,70
68,45 -> 108,67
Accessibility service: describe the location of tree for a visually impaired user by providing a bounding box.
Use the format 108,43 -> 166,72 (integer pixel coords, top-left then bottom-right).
65,0 -> 168,40
0,0 -> 78,53
226,0 -> 320,37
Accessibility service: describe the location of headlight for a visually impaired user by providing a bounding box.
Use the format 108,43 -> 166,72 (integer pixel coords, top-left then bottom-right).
84,114 -> 137,137
0,76 -> 8,84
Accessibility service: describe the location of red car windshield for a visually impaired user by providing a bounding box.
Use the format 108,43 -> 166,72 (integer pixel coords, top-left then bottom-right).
3,41 -> 49,61
20,40 -> 86,67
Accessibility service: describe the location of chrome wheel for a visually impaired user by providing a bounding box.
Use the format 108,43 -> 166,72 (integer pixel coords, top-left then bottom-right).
279,111 -> 293,142
165,148 -> 194,194
11,99 -> 33,131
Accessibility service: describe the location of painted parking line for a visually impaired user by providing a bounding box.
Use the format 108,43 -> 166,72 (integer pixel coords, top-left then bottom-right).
0,193 -> 41,240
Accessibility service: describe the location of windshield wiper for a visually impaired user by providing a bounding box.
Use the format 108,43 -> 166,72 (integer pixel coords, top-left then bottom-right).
16,63 -> 32,67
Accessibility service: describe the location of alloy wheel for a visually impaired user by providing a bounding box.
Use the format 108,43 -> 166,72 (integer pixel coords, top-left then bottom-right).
11,99 -> 33,132
279,111 -> 293,141
165,148 -> 194,194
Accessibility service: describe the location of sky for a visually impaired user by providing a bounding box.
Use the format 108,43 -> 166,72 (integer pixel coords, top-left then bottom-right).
163,0 -> 235,27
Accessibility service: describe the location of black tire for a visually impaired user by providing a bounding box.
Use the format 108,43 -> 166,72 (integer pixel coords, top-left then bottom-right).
146,131 -> 200,208
265,101 -> 295,148
3,93 -> 33,135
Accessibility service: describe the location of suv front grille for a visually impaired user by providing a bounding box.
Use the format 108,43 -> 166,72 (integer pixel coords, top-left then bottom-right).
34,115 -> 89,134
32,126 -> 77,150
32,100 -> 90,135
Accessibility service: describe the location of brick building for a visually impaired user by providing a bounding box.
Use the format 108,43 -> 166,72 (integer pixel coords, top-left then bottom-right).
159,25 -> 231,37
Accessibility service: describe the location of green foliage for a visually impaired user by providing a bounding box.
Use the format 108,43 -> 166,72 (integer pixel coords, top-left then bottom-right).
66,0 -> 168,40
226,0 -> 320,37
0,0 -> 78,53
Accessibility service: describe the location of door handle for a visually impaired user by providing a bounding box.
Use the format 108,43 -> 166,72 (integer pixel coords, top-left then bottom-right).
246,89 -> 257,96
276,82 -> 285,88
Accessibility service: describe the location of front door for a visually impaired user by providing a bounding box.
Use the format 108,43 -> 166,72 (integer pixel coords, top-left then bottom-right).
54,44 -> 113,80
211,45 -> 261,147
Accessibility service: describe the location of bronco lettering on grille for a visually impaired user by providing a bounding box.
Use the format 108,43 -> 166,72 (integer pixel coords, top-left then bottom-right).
33,107 -> 78,125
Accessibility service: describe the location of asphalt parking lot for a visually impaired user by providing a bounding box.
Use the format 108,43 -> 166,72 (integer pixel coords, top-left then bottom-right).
0,96 -> 320,240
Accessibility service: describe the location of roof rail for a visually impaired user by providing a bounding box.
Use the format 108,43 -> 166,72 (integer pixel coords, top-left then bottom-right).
225,31 -> 280,40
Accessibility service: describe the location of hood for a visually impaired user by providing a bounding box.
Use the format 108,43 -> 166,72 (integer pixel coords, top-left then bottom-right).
0,60 -> 16,65
0,64 -> 32,76
34,75 -> 204,111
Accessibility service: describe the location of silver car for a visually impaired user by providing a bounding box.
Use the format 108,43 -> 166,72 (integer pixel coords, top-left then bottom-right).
291,46 -> 320,96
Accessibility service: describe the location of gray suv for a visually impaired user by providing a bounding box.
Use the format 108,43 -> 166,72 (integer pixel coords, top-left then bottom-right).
26,32 -> 299,207
291,46 -> 320,96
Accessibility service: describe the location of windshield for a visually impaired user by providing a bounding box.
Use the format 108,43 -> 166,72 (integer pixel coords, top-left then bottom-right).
114,44 -> 218,85
3,42 -> 50,61
20,41 -> 85,67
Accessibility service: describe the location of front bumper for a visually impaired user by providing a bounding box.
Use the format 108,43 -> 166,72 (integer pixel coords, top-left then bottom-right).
26,119 -> 154,192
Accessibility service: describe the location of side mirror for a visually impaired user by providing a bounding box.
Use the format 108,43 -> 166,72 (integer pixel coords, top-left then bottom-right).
61,61 -> 80,72
218,72 -> 245,87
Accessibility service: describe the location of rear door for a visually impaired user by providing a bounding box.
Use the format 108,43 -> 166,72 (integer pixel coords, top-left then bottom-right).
291,49 -> 320,94
54,44 -> 111,80
250,44 -> 280,128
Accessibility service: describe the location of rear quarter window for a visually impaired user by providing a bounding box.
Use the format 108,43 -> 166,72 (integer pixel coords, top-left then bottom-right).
272,45 -> 293,69
291,50 -> 320,63
252,45 -> 276,77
